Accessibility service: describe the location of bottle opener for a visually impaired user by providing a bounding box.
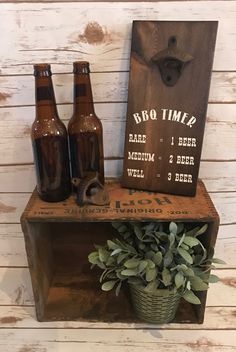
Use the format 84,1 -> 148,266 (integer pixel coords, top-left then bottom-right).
72,173 -> 110,206
152,36 -> 193,87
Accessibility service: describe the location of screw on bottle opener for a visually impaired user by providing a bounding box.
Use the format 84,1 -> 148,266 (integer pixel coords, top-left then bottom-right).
152,36 -> 193,87
73,172 -> 110,206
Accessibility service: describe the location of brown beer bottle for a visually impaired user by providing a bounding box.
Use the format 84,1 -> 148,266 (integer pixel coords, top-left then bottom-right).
31,64 -> 71,202
68,61 -> 104,187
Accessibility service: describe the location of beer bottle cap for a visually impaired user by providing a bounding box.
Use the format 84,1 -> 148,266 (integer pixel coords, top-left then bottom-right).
34,64 -> 52,77
73,61 -> 90,74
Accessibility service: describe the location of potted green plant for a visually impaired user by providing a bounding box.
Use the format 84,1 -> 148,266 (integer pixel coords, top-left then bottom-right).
88,221 -> 224,324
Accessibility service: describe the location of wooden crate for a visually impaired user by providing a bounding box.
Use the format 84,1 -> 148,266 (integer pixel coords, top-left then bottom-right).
21,180 -> 219,323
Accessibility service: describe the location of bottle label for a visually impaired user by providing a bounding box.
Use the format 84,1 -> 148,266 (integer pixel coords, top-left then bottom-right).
37,86 -> 53,101
75,84 -> 87,97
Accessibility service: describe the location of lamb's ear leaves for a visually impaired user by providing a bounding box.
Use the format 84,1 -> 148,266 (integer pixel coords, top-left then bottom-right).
175,272 -> 185,289
189,276 -> 209,291
183,290 -> 201,305
169,222 -> 178,235
162,268 -> 171,286
115,281 -> 122,296
208,274 -> 220,283
88,252 -> 99,264
195,224 -> 208,236
177,247 -> 193,264
146,267 -> 157,282
101,281 -> 116,291
211,258 -> 226,265
124,258 -> 140,269
183,236 -> 200,247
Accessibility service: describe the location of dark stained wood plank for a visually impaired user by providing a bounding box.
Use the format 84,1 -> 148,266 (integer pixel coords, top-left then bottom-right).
122,21 -> 218,196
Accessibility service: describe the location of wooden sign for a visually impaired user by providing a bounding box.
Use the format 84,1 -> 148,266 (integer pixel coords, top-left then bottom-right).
122,21 -> 218,196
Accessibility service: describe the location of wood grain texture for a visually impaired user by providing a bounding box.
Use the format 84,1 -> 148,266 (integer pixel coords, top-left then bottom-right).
21,180 -> 219,222
0,329 -> 235,352
0,2 -> 236,74
1,161 -> 236,193
122,20 -> 217,195
1,72 -> 236,108
1,190 -> 236,224
0,305 -> 235,329
0,0 -> 235,344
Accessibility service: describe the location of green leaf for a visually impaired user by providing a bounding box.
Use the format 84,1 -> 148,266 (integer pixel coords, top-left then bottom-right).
208,274 -> 220,283
164,251 -> 173,267
145,251 -> 155,260
111,222 -> 123,230
177,223 -> 184,234
178,233 -> 186,248
144,223 -> 156,232
138,260 -> 148,273
177,247 -> 193,264
144,281 -> 158,292
134,225 -> 143,240
169,222 -> 178,235
189,276 -> 209,291
183,290 -> 201,304
117,252 -> 129,264
115,281 -> 122,296
162,268 -> 172,286
121,269 -> 138,276
98,248 -> 110,262
107,240 -> 119,250
111,248 -> 122,256
146,267 -> 157,282
180,243 -> 190,251
96,261 -> 106,269
128,277 -> 143,285
183,236 -> 200,247
106,256 -> 115,266
153,252 -> 163,265
169,233 -> 176,248
116,271 -> 126,280
88,251 -> 99,264
151,243 -> 159,251
101,280 -> 116,291
139,243 -> 146,250
196,224 -> 208,236
124,258 -> 140,269
118,225 -> 129,233
175,272 -> 185,289
211,258 -> 226,265
123,231 -> 131,239
146,259 -> 155,269
181,266 -> 195,277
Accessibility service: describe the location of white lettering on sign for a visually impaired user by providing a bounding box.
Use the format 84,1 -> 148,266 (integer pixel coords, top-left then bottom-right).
128,152 -> 155,162
175,173 -> 193,183
133,109 -> 157,124
127,168 -> 145,178
178,137 -> 197,147
161,109 -> 196,128
176,155 -> 195,165
129,134 -> 146,143
132,108 -> 197,128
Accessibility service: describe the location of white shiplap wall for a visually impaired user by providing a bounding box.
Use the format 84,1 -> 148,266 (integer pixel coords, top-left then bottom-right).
0,2 -> 236,351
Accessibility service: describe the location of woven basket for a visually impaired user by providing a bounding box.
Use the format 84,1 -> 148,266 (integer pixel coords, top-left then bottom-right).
129,284 -> 181,324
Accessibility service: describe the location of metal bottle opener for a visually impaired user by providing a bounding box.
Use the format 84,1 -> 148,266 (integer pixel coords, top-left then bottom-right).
152,36 -> 194,87
72,172 -> 110,206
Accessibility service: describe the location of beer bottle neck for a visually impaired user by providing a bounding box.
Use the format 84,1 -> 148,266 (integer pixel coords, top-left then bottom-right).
35,76 -> 59,120
73,73 -> 95,116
